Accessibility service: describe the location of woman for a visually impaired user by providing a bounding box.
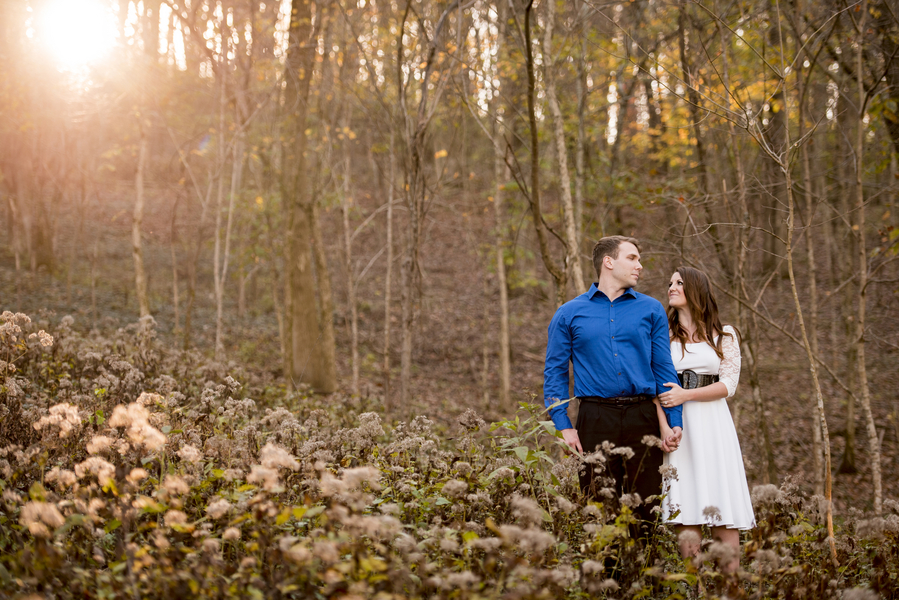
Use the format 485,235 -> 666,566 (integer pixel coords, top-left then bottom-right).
655,266 -> 755,571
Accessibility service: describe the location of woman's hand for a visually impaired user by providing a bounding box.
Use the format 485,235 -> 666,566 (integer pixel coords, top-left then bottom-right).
659,382 -> 692,408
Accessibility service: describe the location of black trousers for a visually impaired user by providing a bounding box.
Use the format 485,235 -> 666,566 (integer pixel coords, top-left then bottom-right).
576,399 -> 664,526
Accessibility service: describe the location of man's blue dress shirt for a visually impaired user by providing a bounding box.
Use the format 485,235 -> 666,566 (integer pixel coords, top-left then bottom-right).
543,283 -> 683,431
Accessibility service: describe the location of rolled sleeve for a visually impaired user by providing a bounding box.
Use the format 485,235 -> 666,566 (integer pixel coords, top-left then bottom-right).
543,309 -> 574,430
649,306 -> 683,429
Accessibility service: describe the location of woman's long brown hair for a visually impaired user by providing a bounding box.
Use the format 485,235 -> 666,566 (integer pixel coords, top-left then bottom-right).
667,266 -> 737,359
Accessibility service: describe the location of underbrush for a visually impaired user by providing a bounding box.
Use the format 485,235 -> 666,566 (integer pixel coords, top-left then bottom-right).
0,311 -> 896,599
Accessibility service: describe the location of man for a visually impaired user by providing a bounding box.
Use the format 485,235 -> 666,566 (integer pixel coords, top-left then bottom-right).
543,236 -> 682,526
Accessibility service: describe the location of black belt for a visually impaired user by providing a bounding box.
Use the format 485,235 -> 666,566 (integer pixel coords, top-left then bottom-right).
580,394 -> 653,406
678,370 -> 719,389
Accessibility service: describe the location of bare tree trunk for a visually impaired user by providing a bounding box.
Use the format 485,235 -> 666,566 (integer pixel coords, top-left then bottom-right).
493,126 -> 511,409
341,107 -> 360,395
772,12 -> 837,562
798,66 -> 825,497
543,0 -> 585,297
852,1 -> 882,514
717,11 -> 767,468
310,201 -> 338,392
282,0 -> 336,393
574,0 -> 587,257
523,0 -> 566,305
91,238 -> 98,318
383,129 -> 396,410
133,115 -> 151,318
170,194 -> 181,332
397,1 -> 461,405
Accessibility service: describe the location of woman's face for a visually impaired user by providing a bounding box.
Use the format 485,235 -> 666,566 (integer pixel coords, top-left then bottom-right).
668,272 -> 687,309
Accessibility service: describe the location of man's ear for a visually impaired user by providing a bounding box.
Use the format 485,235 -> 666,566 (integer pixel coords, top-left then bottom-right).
602,255 -> 614,270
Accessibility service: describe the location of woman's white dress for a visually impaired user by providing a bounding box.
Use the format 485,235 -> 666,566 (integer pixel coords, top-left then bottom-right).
662,325 -> 755,530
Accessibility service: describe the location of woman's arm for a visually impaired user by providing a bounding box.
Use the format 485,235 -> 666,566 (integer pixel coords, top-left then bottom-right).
659,326 -> 741,408
659,381 -> 729,407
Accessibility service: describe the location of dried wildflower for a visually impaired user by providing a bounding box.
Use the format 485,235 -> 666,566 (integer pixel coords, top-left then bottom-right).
357,412 -> 385,439
705,541 -> 738,566
223,527 -> 241,541
752,549 -> 780,575
20,501 -> 66,537
620,493 -> 642,509
206,498 -> 231,520
445,571 -> 480,589
313,540 -> 339,563
162,475 -> 190,495
33,402 -> 82,438
641,434 -> 662,448
581,559 -> 603,576
439,538 -> 460,553
471,538 -> 502,552
555,496 -> 576,514
177,444 -> 203,464
856,518 -> 886,541
222,468 -> 244,482
126,468 -> 148,485
164,510 -> 188,527
443,479 -> 468,499
247,465 -> 280,491
280,536 -> 312,564
457,409 -> 486,431
75,457 -> 115,487
136,392 -> 163,406
583,451 -> 606,469
842,588 -> 879,600
109,402 -> 166,451
609,446 -> 635,460
86,435 -> 115,455
751,484 -> 782,506
499,524 -> 556,554
259,442 -> 299,471
703,505 -> 723,524
493,467 -> 515,484
29,330 -> 54,347
511,494 -> 545,525
343,466 -> 381,490
659,463 -> 679,482
202,537 -> 220,554
45,467 -> 77,488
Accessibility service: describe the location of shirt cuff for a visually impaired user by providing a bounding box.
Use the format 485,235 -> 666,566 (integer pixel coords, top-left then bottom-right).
664,405 -> 683,429
551,413 -> 574,431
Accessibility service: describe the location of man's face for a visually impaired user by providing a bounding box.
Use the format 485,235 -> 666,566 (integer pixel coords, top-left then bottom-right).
607,241 -> 643,288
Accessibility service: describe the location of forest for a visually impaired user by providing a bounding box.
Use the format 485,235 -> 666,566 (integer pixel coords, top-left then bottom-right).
1,0 -> 898,597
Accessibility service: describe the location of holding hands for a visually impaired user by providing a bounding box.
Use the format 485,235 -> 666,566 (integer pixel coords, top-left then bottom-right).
661,425 -> 682,453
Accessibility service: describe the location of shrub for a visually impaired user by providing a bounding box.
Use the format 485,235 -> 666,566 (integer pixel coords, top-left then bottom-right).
0,311 -> 896,598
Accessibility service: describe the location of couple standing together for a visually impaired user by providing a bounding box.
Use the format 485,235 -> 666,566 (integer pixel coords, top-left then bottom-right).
543,236 -> 755,566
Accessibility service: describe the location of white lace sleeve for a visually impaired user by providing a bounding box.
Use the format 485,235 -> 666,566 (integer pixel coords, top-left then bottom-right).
719,325 -> 741,398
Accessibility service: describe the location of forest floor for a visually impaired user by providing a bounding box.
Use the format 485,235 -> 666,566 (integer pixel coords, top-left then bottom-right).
2,181 -> 897,515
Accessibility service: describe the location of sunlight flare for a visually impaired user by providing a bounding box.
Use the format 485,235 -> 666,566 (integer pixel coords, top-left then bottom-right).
35,0 -> 117,69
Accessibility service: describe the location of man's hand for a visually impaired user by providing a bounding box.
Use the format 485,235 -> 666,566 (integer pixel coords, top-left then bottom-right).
661,426 -> 683,453
561,428 -> 583,455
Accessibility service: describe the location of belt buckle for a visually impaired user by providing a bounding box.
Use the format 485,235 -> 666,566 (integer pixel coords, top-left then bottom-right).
681,370 -> 699,389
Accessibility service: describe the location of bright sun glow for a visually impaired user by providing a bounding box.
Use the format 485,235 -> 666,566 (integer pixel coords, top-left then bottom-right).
35,0 -> 117,69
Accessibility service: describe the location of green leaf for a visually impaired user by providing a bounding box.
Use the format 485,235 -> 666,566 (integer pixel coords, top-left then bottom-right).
304,505 -> 326,518
513,446 -> 530,463
435,496 -> 451,506
104,519 -> 122,533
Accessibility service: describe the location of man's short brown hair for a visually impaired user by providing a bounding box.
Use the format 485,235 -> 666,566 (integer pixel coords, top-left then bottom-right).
592,236 -> 641,277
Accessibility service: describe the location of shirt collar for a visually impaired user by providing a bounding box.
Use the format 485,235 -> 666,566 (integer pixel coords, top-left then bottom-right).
588,283 -> 637,300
